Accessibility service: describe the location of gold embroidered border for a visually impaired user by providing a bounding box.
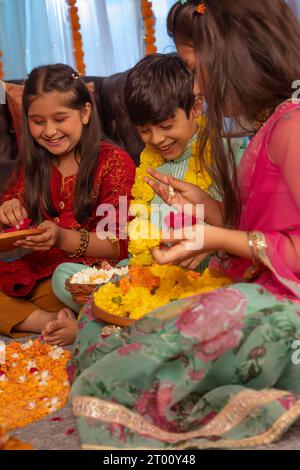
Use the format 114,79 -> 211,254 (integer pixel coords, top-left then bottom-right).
80,398 -> 300,451
73,388 -> 290,444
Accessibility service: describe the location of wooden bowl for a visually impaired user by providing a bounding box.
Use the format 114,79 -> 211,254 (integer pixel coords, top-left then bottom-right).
91,296 -> 134,327
0,228 -> 44,252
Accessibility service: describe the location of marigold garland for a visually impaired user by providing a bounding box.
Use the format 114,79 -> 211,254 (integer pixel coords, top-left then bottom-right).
128,116 -> 212,265
0,339 -> 70,431
93,265 -> 232,321
67,0 -> 86,76
141,0 -> 157,55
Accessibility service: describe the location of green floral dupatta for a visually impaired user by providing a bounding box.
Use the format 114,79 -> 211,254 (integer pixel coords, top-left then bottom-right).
70,283 -> 300,450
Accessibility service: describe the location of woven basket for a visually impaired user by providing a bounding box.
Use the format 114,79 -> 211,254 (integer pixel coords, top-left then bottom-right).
65,277 -> 97,304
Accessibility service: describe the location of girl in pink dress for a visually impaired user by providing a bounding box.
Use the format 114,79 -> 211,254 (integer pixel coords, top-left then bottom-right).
70,0 -> 300,450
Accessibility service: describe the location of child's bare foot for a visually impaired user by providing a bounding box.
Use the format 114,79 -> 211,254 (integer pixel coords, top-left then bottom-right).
101,261 -> 113,270
42,308 -> 77,346
14,310 -> 58,334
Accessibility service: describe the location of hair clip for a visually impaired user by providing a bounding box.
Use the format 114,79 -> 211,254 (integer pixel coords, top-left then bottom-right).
195,2 -> 206,14
180,0 -> 188,4
71,71 -> 80,80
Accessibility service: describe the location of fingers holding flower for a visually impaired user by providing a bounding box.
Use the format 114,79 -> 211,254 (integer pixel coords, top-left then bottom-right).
14,220 -> 62,251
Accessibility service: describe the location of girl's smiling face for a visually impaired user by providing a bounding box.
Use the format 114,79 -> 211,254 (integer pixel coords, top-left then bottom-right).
28,90 -> 91,159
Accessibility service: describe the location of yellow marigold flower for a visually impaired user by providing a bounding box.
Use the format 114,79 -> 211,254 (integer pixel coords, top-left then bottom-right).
93,283 -> 126,316
128,221 -> 161,257
131,180 -> 154,202
140,144 -> 164,168
129,252 -> 154,266
129,200 -> 150,217
122,287 -> 152,315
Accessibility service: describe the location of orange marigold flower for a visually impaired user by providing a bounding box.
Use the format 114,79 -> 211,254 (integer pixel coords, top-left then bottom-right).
0,340 -> 70,431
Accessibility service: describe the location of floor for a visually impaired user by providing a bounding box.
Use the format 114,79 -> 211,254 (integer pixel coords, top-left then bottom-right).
2,334 -> 300,450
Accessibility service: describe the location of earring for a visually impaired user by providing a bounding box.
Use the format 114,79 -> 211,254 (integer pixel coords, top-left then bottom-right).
193,95 -> 203,116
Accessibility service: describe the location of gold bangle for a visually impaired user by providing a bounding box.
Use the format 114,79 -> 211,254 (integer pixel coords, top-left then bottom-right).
247,231 -> 267,263
67,228 -> 89,259
105,232 -> 120,258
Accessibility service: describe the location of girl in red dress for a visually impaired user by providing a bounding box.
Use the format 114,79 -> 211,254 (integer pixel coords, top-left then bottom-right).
0,63 -> 135,345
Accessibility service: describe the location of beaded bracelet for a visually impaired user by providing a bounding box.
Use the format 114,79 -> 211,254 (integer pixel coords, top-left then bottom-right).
67,228 -> 89,259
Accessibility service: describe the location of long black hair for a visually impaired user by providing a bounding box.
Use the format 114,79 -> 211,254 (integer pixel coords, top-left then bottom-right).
22,63 -> 101,224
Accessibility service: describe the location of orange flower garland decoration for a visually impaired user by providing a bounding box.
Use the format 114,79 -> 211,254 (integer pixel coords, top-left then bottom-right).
67,0 -> 86,76
141,0 -> 157,55
0,339 -> 70,431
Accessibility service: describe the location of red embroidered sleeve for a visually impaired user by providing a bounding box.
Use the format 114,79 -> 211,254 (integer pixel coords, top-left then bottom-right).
93,142 -> 136,260
0,168 -> 26,205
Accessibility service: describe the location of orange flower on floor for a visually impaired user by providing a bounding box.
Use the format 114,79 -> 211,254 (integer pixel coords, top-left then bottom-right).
0,339 -> 70,431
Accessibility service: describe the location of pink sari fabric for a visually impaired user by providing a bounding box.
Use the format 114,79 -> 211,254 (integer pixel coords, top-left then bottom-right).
211,100 -> 300,301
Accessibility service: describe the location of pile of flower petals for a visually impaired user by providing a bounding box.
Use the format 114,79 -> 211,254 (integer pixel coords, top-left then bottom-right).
0,339 -> 70,431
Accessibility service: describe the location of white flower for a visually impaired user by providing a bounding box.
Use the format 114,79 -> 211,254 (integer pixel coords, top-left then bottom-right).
27,401 -> 37,409
26,360 -> 37,370
49,397 -> 59,406
37,370 -> 50,386
48,346 -> 64,360
21,339 -> 34,350
11,362 -> 17,368
48,397 -> 60,412
0,374 -> 7,382
40,370 -> 49,379
0,341 -> 5,365
18,375 -> 26,383
11,353 -> 19,359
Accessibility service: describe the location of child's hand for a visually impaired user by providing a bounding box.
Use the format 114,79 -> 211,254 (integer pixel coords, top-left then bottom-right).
0,199 -> 28,228
179,253 -> 212,270
145,168 -> 209,208
145,168 -> 223,226
14,220 -> 61,251
151,223 -> 218,266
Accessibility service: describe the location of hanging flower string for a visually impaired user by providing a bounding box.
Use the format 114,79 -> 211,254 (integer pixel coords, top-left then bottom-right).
0,339 -> 70,431
141,0 -> 157,55
67,0 -> 86,76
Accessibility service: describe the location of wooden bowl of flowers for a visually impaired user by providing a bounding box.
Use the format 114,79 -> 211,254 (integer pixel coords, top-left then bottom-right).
91,297 -> 135,327
91,264 -> 233,327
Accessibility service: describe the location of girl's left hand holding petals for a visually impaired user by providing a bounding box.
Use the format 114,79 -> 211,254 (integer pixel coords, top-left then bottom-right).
14,220 -> 61,251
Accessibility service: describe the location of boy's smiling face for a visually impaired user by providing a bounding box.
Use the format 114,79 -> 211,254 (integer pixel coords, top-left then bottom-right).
137,108 -> 198,161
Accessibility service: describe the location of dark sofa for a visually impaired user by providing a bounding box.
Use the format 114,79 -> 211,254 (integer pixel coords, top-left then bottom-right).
0,72 -> 143,192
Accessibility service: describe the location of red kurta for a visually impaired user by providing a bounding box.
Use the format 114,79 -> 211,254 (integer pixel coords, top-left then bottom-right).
0,141 -> 136,296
